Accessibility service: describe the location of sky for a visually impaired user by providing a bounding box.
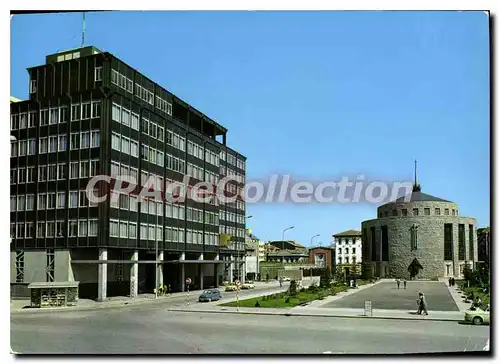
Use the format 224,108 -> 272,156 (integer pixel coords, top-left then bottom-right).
10,11 -> 490,246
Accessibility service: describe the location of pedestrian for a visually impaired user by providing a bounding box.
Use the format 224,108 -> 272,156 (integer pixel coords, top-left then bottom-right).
451,277 -> 456,287
396,278 -> 400,289
417,292 -> 428,315
403,279 -> 407,289
448,277 -> 452,287
279,277 -> 283,288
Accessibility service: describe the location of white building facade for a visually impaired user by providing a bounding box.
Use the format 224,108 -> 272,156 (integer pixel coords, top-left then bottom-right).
332,229 -> 362,275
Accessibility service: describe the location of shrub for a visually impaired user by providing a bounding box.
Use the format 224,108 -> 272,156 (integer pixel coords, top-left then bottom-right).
284,296 -> 290,303
254,301 -> 261,307
299,287 -> 306,293
289,280 -> 298,296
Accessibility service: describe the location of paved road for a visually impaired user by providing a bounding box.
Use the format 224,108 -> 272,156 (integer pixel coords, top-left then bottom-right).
322,281 -> 459,311
11,308 -> 488,354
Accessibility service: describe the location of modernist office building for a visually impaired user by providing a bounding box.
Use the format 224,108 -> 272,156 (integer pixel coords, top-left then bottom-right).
10,46 -> 247,300
361,179 -> 478,280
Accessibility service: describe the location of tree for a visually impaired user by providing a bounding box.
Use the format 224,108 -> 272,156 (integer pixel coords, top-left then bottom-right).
289,280 -> 298,296
320,268 -> 331,288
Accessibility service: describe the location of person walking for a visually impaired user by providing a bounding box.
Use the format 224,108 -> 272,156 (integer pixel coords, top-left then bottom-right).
448,277 -> 452,287
417,292 -> 428,315
279,277 -> 283,288
451,277 -> 456,287
396,278 -> 401,289
403,279 -> 407,289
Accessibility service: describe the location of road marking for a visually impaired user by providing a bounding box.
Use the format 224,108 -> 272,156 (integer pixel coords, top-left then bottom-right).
483,339 -> 489,351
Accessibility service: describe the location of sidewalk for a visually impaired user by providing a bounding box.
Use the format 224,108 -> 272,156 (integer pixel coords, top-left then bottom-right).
445,282 -> 472,312
10,281 -> 286,315
168,305 -> 464,322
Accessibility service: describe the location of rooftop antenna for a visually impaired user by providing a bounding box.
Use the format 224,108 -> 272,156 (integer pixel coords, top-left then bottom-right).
413,159 -> 421,192
81,12 -> 86,48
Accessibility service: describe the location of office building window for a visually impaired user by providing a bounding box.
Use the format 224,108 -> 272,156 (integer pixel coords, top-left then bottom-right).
424,208 -> 430,216
95,66 -> 102,81
69,220 -> 78,237
30,79 -> 37,93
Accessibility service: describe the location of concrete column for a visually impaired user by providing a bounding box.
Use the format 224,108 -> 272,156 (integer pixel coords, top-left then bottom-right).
215,263 -> 219,287
199,253 -> 204,289
130,250 -> 138,298
98,248 -> 107,302
157,251 -> 164,288
229,255 -> 234,282
180,252 -> 185,292
241,262 -> 246,284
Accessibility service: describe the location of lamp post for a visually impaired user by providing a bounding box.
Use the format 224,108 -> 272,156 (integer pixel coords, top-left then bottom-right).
245,215 -> 255,281
281,226 -> 295,263
310,234 -> 320,247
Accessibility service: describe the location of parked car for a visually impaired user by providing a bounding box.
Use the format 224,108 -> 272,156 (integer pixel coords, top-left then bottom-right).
464,305 -> 490,325
282,277 -> 291,282
241,281 -> 255,289
198,289 -> 222,302
225,284 -> 239,291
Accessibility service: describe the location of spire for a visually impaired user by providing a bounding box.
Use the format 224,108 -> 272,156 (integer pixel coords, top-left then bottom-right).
413,159 -> 421,192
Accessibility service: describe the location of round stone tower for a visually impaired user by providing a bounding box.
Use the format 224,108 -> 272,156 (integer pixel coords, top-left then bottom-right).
360,163 -> 477,280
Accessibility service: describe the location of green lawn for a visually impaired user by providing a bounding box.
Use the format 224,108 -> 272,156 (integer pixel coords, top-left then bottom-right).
220,282 -> 369,308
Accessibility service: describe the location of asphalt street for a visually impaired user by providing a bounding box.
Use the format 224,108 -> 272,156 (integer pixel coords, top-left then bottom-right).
322,281 -> 459,311
11,308 -> 489,354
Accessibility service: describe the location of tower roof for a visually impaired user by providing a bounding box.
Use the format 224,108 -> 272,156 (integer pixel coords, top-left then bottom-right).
392,191 -> 452,203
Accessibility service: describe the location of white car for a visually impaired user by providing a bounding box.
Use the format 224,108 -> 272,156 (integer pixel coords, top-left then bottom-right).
464,305 -> 490,325
241,281 -> 255,289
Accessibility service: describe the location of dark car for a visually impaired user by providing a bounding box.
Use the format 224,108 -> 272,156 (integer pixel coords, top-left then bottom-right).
198,289 -> 222,302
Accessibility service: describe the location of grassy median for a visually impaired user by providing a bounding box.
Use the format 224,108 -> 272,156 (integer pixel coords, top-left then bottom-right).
220,280 -> 371,308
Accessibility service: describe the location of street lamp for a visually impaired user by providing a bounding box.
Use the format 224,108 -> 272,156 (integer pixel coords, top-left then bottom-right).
281,226 -> 295,263
310,234 -> 320,247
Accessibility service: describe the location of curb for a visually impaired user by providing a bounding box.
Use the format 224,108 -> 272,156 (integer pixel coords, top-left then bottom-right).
10,296 -> 179,316
166,308 -> 462,322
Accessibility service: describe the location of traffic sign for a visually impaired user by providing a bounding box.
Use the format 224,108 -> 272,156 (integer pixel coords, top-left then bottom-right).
235,280 -> 241,286
185,278 -> 192,285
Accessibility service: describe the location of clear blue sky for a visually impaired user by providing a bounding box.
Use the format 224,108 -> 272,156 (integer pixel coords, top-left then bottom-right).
11,11 -> 490,246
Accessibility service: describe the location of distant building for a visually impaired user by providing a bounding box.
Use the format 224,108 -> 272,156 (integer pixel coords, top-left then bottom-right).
308,247 -> 335,273
265,241 -> 309,263
477,227 -> 490,264
244,229 -> 261,279
333,229 -> 362,277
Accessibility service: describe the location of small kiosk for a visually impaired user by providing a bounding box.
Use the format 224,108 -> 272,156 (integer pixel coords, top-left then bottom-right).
28,282 -> 79,308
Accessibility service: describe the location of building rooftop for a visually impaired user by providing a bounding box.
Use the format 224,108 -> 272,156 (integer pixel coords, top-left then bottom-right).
383,190 -> 452,205
10,96 -> 23,103
333,229 -> 362,237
